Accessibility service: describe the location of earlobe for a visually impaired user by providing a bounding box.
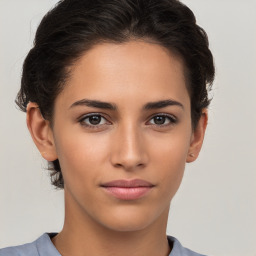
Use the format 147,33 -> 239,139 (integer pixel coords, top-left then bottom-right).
26,102 -> 58,161
186,109 -> 208,163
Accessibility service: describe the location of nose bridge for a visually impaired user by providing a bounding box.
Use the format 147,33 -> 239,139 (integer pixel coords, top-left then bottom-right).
111,121 -> 148,170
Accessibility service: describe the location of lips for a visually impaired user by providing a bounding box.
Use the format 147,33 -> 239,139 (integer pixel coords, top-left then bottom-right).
101,179 -> 154,188
100,179 -> 154,200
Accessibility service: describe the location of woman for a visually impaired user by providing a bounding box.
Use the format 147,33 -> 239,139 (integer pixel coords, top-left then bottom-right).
0,0 -> 214,255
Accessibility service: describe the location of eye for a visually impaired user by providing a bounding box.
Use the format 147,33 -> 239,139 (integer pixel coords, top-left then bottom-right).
79,113 -> 109,128
148,114 -> 177,126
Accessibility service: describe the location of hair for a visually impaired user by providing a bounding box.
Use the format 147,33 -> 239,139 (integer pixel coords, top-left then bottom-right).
16,0 -> 215,189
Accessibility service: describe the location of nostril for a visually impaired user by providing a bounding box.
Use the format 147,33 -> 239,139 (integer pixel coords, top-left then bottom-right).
113,161 -> 146,170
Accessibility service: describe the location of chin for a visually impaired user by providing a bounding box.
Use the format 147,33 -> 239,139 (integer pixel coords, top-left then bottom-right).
103,218 -> 152,232
96,206 -> 164,232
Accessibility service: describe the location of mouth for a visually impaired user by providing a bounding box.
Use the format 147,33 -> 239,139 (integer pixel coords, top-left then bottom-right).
100,179 -> 155,200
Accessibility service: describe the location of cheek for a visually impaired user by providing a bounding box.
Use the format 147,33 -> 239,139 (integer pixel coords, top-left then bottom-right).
149,128 -> 191,196
53,130 -> 110,189
159,154 -> 186,198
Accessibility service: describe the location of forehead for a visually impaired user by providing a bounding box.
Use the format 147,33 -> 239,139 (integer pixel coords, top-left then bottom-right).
56,40 -> 190,110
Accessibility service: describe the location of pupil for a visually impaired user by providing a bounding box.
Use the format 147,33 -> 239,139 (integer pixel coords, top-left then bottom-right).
154,116 -> 165,124
89,115 -> 101,125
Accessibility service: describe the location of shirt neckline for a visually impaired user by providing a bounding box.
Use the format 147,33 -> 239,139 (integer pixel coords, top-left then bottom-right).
41,233 -> 183,256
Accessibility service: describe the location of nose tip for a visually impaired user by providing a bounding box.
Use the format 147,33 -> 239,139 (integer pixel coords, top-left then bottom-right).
113,152 -> 146,170
110,128 -> 148,171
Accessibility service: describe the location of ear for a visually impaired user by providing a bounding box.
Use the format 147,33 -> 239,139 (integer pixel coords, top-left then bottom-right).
26,102 -> 58,161
186,109 -> 208,163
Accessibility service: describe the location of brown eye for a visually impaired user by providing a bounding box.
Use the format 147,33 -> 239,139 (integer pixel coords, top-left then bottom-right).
79,114 -> 109,127
88,115 -> 102,125
148,114 -> 177,126
153,116 -> 166,125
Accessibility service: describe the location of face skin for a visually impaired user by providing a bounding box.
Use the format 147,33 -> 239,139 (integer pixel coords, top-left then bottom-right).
27,40 -> 207,256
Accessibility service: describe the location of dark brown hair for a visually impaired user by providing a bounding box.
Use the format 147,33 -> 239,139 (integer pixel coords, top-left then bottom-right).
16,0 -> 215,189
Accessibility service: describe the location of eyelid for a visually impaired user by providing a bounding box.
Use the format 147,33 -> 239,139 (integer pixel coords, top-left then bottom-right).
77,112 -> 109,120
151,112 -> 176,119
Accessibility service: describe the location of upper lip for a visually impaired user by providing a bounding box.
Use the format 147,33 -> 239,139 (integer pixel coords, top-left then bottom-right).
101,179 -> 154,188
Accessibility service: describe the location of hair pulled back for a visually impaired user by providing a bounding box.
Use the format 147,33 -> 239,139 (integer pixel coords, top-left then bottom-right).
16,0 -> 215,189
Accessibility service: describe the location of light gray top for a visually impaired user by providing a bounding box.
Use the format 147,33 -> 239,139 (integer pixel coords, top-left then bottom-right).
0,233 -> 206,256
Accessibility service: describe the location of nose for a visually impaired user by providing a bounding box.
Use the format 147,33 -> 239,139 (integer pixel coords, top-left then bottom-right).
110,124 -> 149,171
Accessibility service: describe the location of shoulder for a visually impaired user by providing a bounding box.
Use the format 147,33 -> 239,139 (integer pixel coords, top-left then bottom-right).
167,236 -> 207,256
0,233 -> 60,256
0,240 -> 39,256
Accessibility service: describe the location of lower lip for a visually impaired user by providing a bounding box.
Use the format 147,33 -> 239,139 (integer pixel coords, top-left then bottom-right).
101,186 -> 153,200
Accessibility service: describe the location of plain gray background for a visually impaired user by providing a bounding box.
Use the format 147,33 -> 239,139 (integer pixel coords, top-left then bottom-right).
0,0 -> 255,255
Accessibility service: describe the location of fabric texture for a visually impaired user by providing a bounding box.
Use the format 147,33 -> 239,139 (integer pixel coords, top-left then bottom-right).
0,233 -> 206,256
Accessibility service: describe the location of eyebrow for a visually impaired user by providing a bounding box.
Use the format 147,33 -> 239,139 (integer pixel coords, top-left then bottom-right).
144,99 -> 184,110
69,99 -> 184,110
70,99 -> 117,110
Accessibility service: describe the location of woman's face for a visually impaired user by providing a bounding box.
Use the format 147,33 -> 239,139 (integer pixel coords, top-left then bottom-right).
31,40 -> 206,232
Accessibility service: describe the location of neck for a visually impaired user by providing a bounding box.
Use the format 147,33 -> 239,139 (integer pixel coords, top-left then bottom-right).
52,190 -> 172,256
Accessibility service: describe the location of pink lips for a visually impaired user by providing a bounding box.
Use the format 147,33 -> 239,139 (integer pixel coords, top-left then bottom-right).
101,179 -> 154,200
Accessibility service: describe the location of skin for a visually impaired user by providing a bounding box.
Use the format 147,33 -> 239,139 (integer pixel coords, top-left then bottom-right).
26,40 -> 207,256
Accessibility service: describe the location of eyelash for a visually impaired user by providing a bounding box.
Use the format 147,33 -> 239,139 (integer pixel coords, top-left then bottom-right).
78,113 -> 177,130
